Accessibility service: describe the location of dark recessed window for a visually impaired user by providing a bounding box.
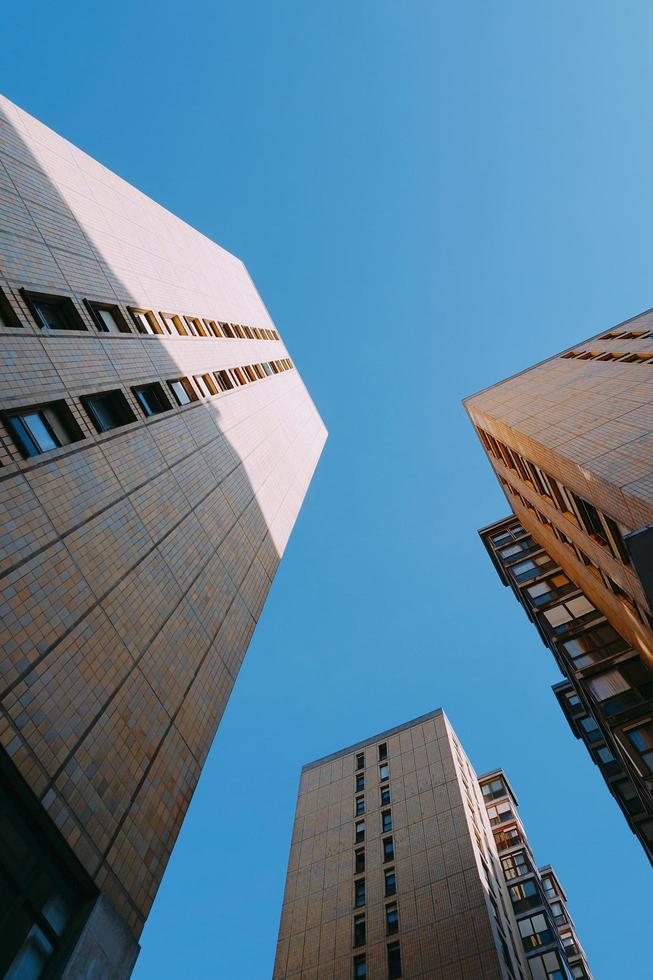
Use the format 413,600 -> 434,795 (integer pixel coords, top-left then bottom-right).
383,837 -> 394,863
81,390 -> 136,433
215,370 -> 234,392
0,752 -> 98,979
0,287 -> 21,327
168,378 -> 198,406
132,382 -> 172,417
84,300 -> 131,334
22,290 -> 86,331
355,849 -> 365,874
353,914 -> 366,948
184,316 -> 207,337
354,879 -> 365,908
355,797 -> 365,816
356,753 -> 365,771
387,941 -> 402,979
353,954 -> 366,978
385,903 -> 399,936
355,820 -> 365,844
4,401 -> 82,458
356,774 -> 365,793
378,743 -> 388,761
382,810 -> 393,833
128,307 -> 163,335
384,869 -> 396,897
381,785 -> 391,806
220,321 -> 235,338
204,319 -> 221,337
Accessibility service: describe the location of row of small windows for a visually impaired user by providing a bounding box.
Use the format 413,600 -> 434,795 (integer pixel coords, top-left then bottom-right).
601,327 -> 653,340
2,359 -> 294,460
352,741 -> 400,978
563,686 -> 653,850
496,488 -> 653,636
0,285 -> 280,342
353,944 -> 401,980
561,348 -> 653,363
478,427 -> 631,568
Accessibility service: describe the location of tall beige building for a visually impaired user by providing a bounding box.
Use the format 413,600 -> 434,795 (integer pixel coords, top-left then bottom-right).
0,95 -> 326,976
463,313 -> 653,670
274,709 -> 586,980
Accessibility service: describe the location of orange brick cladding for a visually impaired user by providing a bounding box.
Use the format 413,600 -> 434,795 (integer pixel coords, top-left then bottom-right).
0,94 -> 326,940
464,311 -> 653,667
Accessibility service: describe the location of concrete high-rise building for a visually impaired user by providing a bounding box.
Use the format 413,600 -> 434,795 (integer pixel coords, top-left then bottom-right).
464,311 -> 653,671
0,95 -> 326,977
274,709 -> 589,980
481,516 -> 653,864
478,770 -> 592,980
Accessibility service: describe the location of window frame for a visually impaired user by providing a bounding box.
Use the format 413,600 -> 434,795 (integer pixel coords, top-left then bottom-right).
2,400 -> 83,458
21,289 -> 87,332
80,389 -> 137,434
84,299 -> 131,335
0,286 -> 22,327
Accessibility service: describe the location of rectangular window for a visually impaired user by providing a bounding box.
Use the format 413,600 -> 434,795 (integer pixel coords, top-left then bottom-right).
509,878 -> 540,914
382,810 -> 393,833
353,914 -> 366,947
383,837 -> 394,863
0,286 -> 21,327
204,319 -> 221,337
518,913 -> 553,951
220,321 -> 235,338
81,389 -> 136,433
243,325 -> 254,339
168,378 -> 199,406
356,753 -> 365,770
355,849 -> 365,874
23,290 -> 86,331
193,374 -> 211,398
4,401 -> 82,457
355,820 -> 365,844
354,879 -> 365,908
159,312 -> 187,335
501,851 -> 528,880
353,954 -> 366,978
481,777 -> 506,801
355,797 -> 365,816
387,941 -> 402,979
84,300 -> 131,334
356,774 -> 365,792
132,382 -> 172,417
128,307 -> 163,335
185,316 -> 207,337
626,722 -> 653,771
487,801 -> 513,826
385,903 -> 399,936
378,743 -> 388,761
215,370 -> 235,392
379,764 -> 389,782
384,868 -> 396,896
380,785 -> 391,806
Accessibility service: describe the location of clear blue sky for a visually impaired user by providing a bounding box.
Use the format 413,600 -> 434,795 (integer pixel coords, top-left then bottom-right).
3,3 -> 651,977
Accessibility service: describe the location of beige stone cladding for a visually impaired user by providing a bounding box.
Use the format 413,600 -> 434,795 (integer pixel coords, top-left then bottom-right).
274,710 -> 529,980
0,94 -> 326,938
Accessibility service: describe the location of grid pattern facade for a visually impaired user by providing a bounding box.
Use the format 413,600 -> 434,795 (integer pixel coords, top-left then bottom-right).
479,771 -> 592,980
481,516 -> 653,863
0,93 -> 326,948
463,312 -> 653,669
274,710 -> 530,980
